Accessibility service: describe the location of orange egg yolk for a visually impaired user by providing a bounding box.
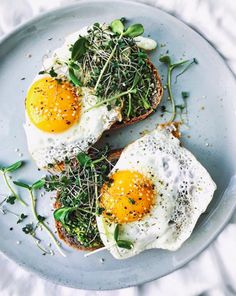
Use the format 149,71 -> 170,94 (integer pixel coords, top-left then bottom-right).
26,77 -> 81,133
100,170 -> 155,224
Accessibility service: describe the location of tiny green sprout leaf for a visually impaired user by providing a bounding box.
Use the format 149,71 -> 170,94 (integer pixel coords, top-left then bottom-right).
6,195 -> 16,205
96,206 -> 105,215
49,67 -> 57,78
13,181 -> 31,190
22,223 -> 34,235
124,24 -> 144,38
69,68 -> 81,86
76,153 -> 92,167
71,36 -> 89,61
54,207 -> 74,225
32,179 -> 45,190
182,91 -> 190,99
176,104 -> 185,111
38,70 -> 46,75
5,161 -> 23,173
37,215 -> 46,222
70,62 -> 80,71
110,19 -> 124,35
159,55 -> 171,65
117,240 -> 133,250
114,224 -> 119,241
120,17 -> 127,24
17,213 -> 28,224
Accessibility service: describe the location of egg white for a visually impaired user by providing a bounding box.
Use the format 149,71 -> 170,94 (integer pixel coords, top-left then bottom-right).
96,127 -> 216,259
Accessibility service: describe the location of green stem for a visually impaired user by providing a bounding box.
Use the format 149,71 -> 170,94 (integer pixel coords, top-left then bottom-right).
29,190 -> 66,257
167,66 -> 176,122
85,88 -> 136,112
2,172 -> 27,206
127,93 -> 132,119
94,34 -> 123,91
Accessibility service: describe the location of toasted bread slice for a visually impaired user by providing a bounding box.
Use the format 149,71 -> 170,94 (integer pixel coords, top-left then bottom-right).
111,59 -> 163,129
54,149 -> 122,251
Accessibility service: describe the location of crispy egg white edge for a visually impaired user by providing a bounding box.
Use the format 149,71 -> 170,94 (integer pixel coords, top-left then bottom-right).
96,127 -> 216,259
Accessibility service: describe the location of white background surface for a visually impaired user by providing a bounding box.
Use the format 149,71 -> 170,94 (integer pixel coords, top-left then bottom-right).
0,0 -> 236,295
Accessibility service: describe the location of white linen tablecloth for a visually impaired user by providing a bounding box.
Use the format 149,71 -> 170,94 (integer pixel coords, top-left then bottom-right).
0,1 -> 236,295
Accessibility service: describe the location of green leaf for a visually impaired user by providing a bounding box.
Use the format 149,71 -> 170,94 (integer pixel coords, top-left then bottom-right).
114,224 -> 119,241
22,223 -> 34,235
37,215 -> 46,222
32,179 -> 45,190
69,68 -> 81,86
110,19 -> 124,35
124,24 -> 144,38
70,62 -> 80,71
76,152 -> 92,167
54,207 -> 74,225
13,181 -> 31,190
49,67 -> 57,78
17,213 -> 28,224
182,91 -> 190,99
6,195 -> 16,205
117,240 -> 133,250
5,161 -> 23,173
71,37 -> 89,61
132,72 -> 141,89
159,55 -> 171,65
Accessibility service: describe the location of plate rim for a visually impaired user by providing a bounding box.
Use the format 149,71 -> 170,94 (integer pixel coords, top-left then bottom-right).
0,0 -> 236,290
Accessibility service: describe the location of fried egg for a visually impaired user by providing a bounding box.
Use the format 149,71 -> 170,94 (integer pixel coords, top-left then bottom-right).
24,27 -> 121,169
96,127 -> 216,259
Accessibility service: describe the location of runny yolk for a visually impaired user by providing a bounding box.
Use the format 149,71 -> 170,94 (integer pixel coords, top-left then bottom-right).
100,170 -> 155,224
25,77 -> 81,133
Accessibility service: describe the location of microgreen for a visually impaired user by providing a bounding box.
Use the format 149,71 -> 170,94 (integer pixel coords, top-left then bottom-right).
22,223 -> 34,234
114,224 -> 133,250
68,68 -> 81,86
71,37 -> 89,61
123,24 -> 144,38
17,213 -> 28,224
175,58 -> 198,83
76,152 -> 92,167
0,161 -> 27,206
182,91 -> 190,99
14,179 -> 65,257
110,19 -> 124,35
45,146 -> 114,249
6,195 -> 16,205
54,207 -> 75,225
159,55 -> 197,122
69,20 -> 154,120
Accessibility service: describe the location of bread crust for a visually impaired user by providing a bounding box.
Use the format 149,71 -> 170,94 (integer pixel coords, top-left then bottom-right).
54,149 -> 123,251
111,59 -> 163,129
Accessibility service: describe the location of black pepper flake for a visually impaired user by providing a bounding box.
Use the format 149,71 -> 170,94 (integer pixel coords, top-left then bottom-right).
9,227 -> 13,231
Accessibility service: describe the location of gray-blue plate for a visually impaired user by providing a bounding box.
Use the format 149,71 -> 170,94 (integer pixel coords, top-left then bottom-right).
0,0 -> 236,290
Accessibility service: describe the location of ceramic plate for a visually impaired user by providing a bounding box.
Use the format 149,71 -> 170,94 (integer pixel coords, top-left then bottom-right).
0,0 -> 236,290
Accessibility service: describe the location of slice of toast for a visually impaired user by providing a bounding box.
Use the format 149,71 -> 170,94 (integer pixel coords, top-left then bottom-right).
111,59 -> 163,129
54,149 -> 122,251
